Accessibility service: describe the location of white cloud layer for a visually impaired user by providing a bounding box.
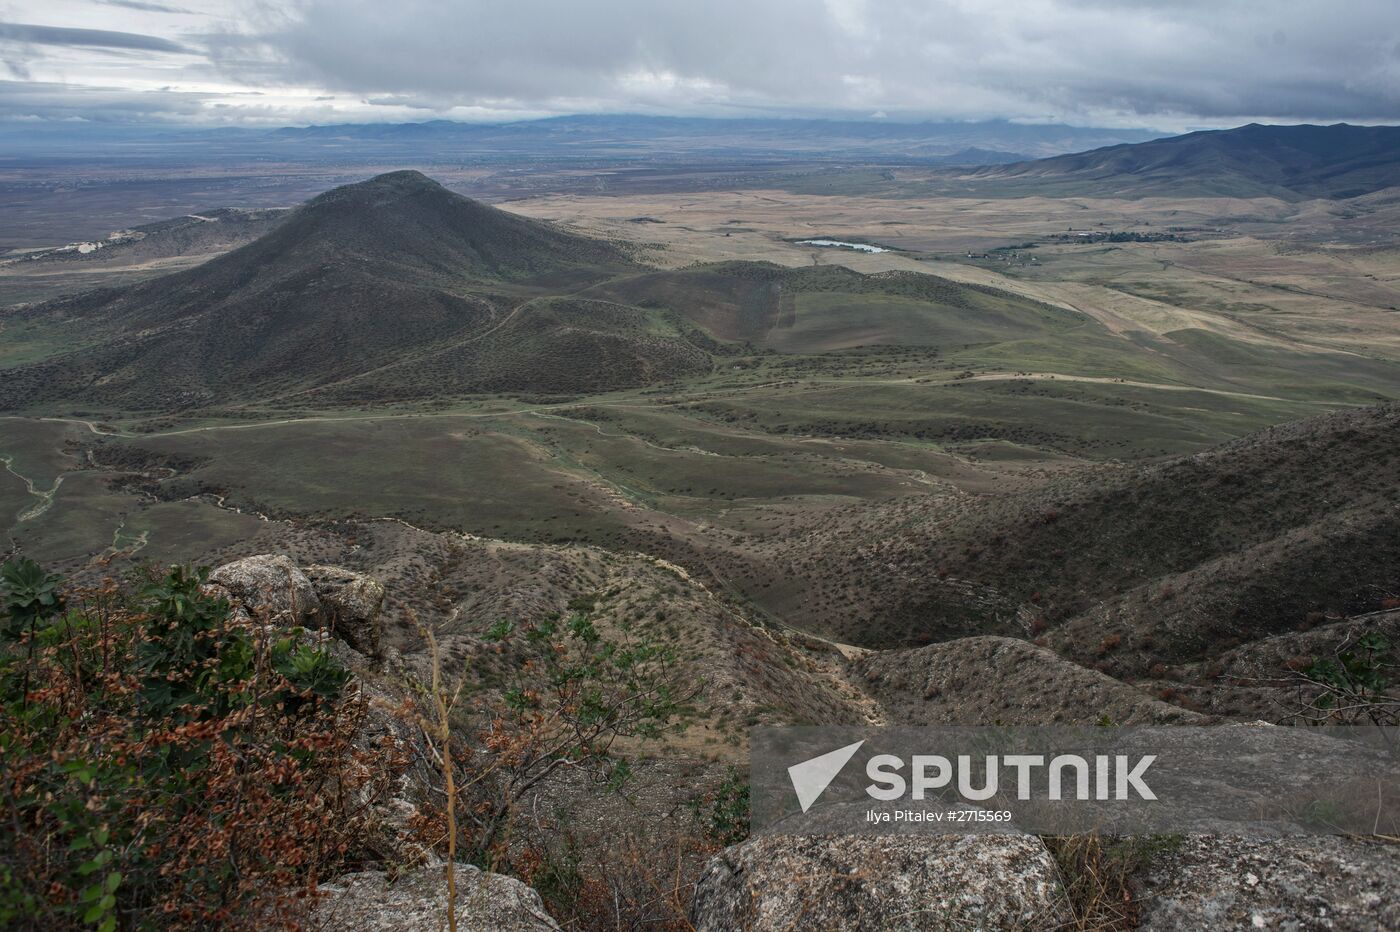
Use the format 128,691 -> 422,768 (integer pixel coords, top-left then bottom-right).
2,0 -> 1399,128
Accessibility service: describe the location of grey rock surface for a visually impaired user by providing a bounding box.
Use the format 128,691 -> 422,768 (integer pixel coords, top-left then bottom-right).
311,864 -> 561,931
1135,835 -> 1400,931
207,554 -> 320,625
345,664 -> 442,869
305,563 -> 386,656
691,833 -> 1071,931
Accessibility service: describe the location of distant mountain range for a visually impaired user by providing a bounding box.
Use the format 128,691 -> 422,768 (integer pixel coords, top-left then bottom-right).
263,115 -> 1158,163
0,115 -> 1159,165
971,123 -> 1400,198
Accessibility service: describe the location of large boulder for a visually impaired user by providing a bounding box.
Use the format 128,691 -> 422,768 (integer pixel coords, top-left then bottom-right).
311,864 -> 561,931
1135,835 -> 1400,930
207,554 -> 320,626
305,564 -> 386,657
692,834 -> 1071,931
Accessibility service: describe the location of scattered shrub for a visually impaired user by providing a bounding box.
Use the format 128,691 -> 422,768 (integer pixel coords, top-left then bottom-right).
691,767 -> 751,848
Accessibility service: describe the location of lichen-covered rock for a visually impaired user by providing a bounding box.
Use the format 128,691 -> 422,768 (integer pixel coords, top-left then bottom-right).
1135,835 -> 1400,931
311,865 -> 561,931
207,554 -> 320,625
346,667 -> 441,869
305,564 -> 386,656
691,834 -> 1071,931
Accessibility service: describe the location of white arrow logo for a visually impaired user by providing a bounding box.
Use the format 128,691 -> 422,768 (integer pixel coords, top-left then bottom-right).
788,740 -> 865,813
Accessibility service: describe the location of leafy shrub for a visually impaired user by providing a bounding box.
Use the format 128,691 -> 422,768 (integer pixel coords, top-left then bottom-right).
691,766 -> 751,848
0,559 -> 381,929
1294,631 -> 1398,726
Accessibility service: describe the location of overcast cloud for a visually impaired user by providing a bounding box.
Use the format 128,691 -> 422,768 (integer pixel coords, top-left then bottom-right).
2,0 -> 1398,128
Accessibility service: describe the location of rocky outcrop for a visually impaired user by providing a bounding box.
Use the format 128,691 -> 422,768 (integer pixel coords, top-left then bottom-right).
305,564 -> 386,656
206,556 -> 436,871
207,554 -> 320,625
204,556 -> 387,660
311,865 -> 561,931
1135,835 -> 1400,931
204,553 -> 1400,932
691,834 -> 1071,931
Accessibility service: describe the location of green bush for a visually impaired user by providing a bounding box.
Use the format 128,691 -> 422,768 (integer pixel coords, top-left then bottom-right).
0,559 -> 375,930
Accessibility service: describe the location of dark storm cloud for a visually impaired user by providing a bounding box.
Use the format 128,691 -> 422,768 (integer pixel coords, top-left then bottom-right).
0,23 -> 194,54
96,1 -> 196,13
203,0 -> 1400,125
7,0 -> 1400,126
0,78 -> 210,121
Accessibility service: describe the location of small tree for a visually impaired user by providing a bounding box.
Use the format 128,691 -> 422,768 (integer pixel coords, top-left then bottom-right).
453,611 -> 699,865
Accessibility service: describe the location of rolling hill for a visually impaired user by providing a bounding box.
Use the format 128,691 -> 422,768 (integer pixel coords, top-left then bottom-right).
0,171 -> 671,410
970,123 -> 1400,198
584,262 -> 1085,352
0,171 -> 1100,413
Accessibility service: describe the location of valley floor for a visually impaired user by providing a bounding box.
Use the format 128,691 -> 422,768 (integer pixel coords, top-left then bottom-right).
3,171 -> 1398,733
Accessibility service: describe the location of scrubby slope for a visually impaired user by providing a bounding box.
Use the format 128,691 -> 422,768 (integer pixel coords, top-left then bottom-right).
776,402 -> 1400,657
853,636 -> 1207,725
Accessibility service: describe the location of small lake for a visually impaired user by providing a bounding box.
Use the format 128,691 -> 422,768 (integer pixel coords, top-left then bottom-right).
796,239 -> 889,253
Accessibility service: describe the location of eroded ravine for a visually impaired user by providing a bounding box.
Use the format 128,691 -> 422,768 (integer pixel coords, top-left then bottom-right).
0,453 -> 64,523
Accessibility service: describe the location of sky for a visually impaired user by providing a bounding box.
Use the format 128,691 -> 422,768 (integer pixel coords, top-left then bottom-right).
1,0 -> 1398,130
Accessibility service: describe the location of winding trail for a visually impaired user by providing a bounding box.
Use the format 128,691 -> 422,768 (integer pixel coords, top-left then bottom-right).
2,358 -> 1348,449
528,410 -> 724,456
251,297 -> 537,408
527,409 -> 948,490
955,371 -> 1303,403
0,415 -> 120,436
